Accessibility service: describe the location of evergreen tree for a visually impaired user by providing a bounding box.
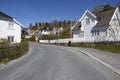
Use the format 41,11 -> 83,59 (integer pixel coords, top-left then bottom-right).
35,22 -> 40,29
116,1 -> 120,8
29,23 -> 33,29
103,4 -> 114,11
45,22 -> 49,28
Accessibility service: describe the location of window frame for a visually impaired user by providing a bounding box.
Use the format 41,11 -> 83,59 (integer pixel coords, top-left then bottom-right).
79,31 -> 84,38
8,36 -> 14,43
92,30 -> 100,36
8,22 -> 14,29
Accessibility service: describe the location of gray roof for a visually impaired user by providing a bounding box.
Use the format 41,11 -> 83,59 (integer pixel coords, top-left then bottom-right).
0,11 -> 14,22
95,9 -> 115,27
0,11 -> 23,27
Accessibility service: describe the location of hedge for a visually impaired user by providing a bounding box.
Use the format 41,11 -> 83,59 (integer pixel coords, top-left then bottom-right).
0,41 -> 29,63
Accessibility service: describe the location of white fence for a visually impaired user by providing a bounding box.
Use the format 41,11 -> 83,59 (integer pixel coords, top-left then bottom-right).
39,37 -> 120,44
39,38 -> 95,44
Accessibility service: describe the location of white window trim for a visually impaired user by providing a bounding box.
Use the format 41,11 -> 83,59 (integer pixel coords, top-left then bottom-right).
8,36 -> 15,43
79,31 -> 84,38
92,30 -> 100,36
8,22 -> 14,30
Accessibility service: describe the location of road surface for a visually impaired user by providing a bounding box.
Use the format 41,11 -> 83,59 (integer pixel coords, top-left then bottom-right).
0,42 -> 119,80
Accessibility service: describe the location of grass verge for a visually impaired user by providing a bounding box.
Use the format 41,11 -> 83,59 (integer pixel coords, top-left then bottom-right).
71,43 -> 120,54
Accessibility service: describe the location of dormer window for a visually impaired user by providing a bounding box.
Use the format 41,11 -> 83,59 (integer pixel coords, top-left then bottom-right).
86,18 -> 90,25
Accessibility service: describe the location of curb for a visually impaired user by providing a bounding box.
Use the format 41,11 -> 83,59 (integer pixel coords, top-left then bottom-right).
0,64 -> 5,67
71,48 -> 120,76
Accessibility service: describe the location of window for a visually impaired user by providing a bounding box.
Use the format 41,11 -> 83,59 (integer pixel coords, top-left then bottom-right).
79,31 -> 84,38
92,30 -> 94,36
86,18 -> 90,25
97,30 -> 99,35
8,22 -> 14,29
8,36 -> 14,42
92,30 -> 100,36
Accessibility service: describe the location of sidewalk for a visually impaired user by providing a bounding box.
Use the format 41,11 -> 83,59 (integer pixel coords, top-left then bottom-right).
70,47 -> 120,72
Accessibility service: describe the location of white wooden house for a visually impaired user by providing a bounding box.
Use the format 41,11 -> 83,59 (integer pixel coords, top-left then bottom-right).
35,27 -> 51,41
40,27 -> 51,35
72,7 -> 120,42
52,27 -> 63,34
0,11 -> 23,43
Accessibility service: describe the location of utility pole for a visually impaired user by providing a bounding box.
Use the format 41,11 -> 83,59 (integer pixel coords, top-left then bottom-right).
70,22 -> 73,38
57,18 -> 59,45
57,28 -> 59,45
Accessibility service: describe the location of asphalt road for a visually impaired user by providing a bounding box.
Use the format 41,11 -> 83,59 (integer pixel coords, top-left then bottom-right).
0,42 -> 119,80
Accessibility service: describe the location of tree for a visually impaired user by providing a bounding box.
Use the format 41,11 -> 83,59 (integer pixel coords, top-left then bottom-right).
45,22 -> 50,28
67,20 -> 71,25
35,22 -> 40,29
93,5 -> 103,14
51,20 -> 59,28
103,4 -> 114,11
63,20 -> 67,29
116,1 -> 120,8
29,23 -> 33,29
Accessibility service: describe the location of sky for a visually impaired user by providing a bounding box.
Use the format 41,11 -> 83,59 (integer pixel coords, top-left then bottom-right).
0,0 -> 119,27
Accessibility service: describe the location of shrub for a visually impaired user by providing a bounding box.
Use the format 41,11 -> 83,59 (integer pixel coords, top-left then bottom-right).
0,41 -> 29,63
29,35 -> 36,41
42,35 -> 57,40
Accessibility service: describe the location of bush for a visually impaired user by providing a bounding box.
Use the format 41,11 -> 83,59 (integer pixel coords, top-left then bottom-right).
42,35 -> 57,40
41,34 -> 70,40
29,35 -> 36,41
0,41 -> 29,63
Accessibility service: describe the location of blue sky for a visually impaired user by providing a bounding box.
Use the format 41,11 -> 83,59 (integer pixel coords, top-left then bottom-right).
0,0 -> 118,27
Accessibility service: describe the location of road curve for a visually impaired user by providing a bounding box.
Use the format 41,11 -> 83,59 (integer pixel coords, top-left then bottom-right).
0,42 -> 119,80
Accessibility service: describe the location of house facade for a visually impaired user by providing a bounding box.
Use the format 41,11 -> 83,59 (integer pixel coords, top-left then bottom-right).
52,27 -> 63,35
40,27 -> 51,35
72,7 -> 120,42
35,27 -> 51,41
0,11 -> 23,43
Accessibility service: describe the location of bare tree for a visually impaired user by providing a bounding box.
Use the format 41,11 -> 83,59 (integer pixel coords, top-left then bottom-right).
115,1 -> 120,8
93,5 -> 103,14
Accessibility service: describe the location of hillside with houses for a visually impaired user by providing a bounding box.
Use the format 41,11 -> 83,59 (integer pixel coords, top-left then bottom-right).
22,20 -> 76,41
0,3 -> 119,44
22,4 -> 120,44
